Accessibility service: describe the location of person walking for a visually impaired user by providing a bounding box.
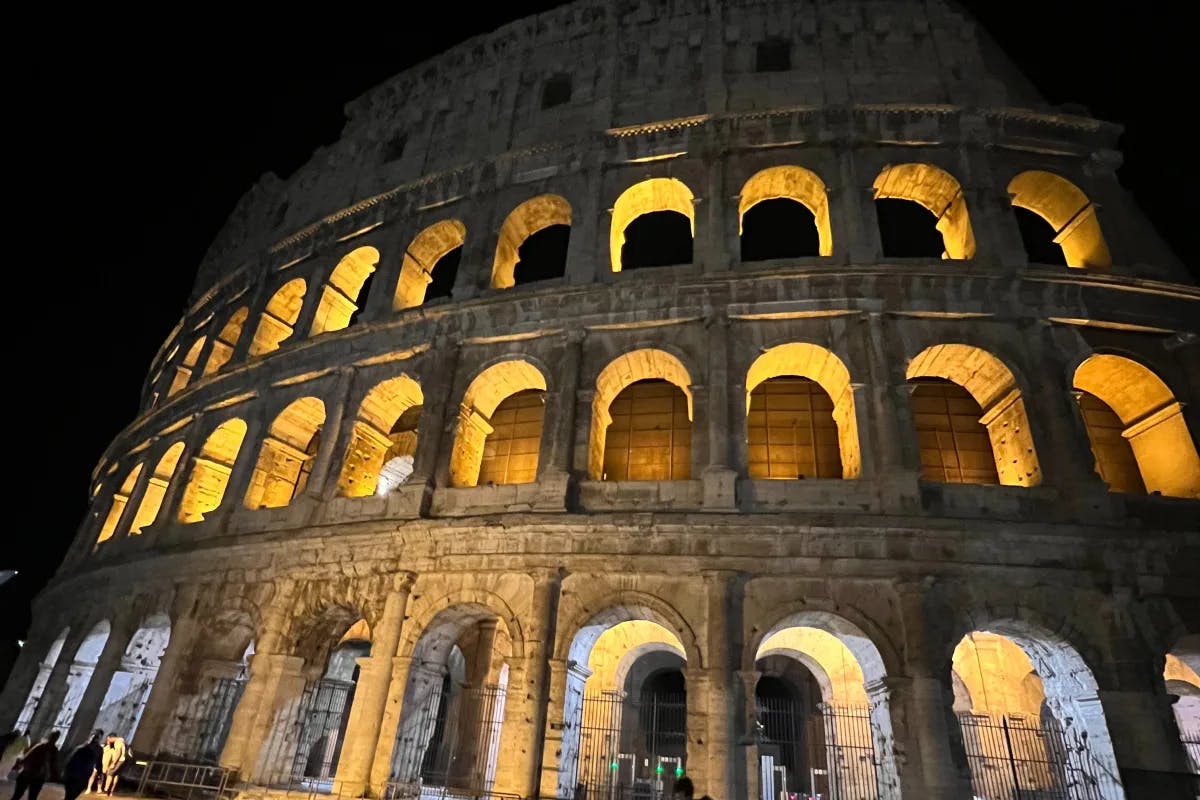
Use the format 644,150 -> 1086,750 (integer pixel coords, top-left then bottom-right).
62,731 -> 103,800
9,730 -> 59,800
98,735 -> 127,797
0,731 -> 30,779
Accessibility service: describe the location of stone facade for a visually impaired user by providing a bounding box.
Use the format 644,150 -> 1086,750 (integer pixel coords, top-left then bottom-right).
2,2 -> 1199,800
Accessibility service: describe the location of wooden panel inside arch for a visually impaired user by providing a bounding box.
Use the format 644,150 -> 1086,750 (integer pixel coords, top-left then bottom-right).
1008,170 -> 1111,270
1074,354 -> 1200,497
746,342 -> 860,478
450,360 -> 548,488
491,194 -> 572,289
589,349 -> 693,480
738,165 -> 833,256
610,178 -> 694,273
874,163 -> 976,260
906,344 -> 1041,486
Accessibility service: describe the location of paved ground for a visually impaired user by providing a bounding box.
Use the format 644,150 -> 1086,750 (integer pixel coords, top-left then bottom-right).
0,778 -> 142,800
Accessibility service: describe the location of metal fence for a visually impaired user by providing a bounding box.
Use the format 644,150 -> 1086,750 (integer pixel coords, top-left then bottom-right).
289,679 -> 357,785
569,690 -> 688,800
810,704 -> 880,800
957,712 -> 1110,800
131,759 -> 238,800
1177,711 -> 1200,774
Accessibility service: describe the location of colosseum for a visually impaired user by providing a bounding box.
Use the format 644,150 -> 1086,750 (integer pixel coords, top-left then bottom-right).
2,2 -> 1198,799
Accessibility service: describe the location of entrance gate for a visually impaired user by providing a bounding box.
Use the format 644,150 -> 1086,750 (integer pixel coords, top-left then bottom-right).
571,691 -> 687,800
957,712 -> 1109,800
290,678 -> 356,785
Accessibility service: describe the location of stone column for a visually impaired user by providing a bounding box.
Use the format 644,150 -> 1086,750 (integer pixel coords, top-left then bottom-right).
538,657 -> 590,799
836,148 -> 882,266
333,574 -> 417,796
415,336 -> 462,492
219,583 -> 294,774
493,569 -> 564,798
305,367 -> 354,500
735,669 -> 761,800
367,655 -> 416,794
150,418 -> 209,541
292,275 -> 328,341
698,571 -> 738,798
65,622 -> 131,747
702,312 -> 737,509
1099,683 -> 1192,799
536,331 -> 585,509
131,585 -> 203,753
26,625 -> 89,738
860,312 -> 922,512
0,623 -> 67,732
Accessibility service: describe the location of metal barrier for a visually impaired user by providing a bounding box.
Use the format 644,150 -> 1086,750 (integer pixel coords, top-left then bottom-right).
132,759 -> 238,800
382,782 -> 523,800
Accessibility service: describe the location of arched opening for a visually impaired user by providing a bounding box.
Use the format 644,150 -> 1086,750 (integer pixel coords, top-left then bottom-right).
558,608 -> 691,798
752,611 -> 899,800
160,611 -> 255,763
1073,354 -> 1200,498
610,179 -> 695,273
16,629 -> 69,732
310,246 -> 379,336
388,604 -> 513,797
1008,171 -> 1111,270
51,621 -> 111,737
394,220 -> 466,310
167,338 -> 207,398
1165,636 -> 1200,773
490,195 -> 572,289
738,166 -> 832,261
907,344 -> 1041,487
590,350 -> 693,481
746,343 -> 860,479
93,613 -> 172,742
177,418 -> 248,523
873,163 -> 976,260
203,307 -> 249,376
244,397 -> 327,509
255,611 -> 372,787
336,375 -> 424,498
96,464 -> 142,545
249,279 -> 307,357
449,361 -> 548,488
129,442 -> 186,534
951,626 -> 1124,800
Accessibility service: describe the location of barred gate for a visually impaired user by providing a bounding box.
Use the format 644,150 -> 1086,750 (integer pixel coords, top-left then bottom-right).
1178,712 -> 1200,773
173,677 -> 246,763
756,692 -> 803,792
804,705 -> 879,800
571,691 -> 688,800
390,683 -> 507,797
957,712 -> 1107,800
289,678 -> 356,785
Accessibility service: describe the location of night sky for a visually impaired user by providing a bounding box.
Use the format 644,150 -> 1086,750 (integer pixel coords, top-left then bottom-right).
3,3 -> 1189,677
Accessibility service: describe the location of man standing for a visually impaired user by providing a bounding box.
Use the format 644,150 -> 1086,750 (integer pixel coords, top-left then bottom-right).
99,735 -> 127,797
9,730 -> 59,800
62,730 -> 104,800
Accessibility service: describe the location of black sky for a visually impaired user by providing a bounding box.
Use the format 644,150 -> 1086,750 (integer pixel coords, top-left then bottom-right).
3,2 -> 1191,667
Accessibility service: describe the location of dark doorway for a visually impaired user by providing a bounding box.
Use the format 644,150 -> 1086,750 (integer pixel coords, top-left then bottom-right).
622,211 -> 693,269
876,198 -> 944,258
741,198 -> 820,261
426,246 -> 462,301
1014,206 -> 1068,266
514,224 -> 570,284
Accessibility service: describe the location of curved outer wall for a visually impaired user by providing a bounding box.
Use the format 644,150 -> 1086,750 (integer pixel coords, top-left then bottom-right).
3,2 -> 1199,800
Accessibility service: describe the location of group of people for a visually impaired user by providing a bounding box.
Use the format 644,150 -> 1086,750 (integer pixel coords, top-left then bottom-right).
0,729 -> 128,800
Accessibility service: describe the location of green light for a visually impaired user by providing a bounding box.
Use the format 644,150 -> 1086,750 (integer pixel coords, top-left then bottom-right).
675,766 -> 683,778
656,764 -> 663,775
610,761 -> 618,770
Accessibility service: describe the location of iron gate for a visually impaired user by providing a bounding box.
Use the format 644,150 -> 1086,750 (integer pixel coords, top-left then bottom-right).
289,678 -> 356,785
1178,710 -> 1200,774
177,677 -> 246,763
390,683 -> 507,796
957,712 -> 1107,800
756,692 -> 803,793
571,691 -> 688,800
804,705 -> 880,800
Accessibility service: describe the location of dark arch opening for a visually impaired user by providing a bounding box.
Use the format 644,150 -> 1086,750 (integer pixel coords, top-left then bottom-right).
741,198 -> 820,261
425,246 -> 462,302
622,211 -> 693,270
1014,206 -> 1068,266
514,224 -> 570,285
876,198 -> 944,258
347,271 -> 375,327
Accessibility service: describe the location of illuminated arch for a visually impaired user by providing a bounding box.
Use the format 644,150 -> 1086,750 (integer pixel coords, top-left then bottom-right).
1074,355 -> 1200,498
129,442 -> 185,534
746,343 -> 860,478
394,219 -> 466,310
449,360 -> 548,487
249,278 -> 306,356
245,397 -> 327,509
490,194 -> 572,289
1008,171 -> 1111,269
167,338 -> 207,398
874,163 -> 976,259
906,344 -> 1041,486
203,307 -> 249,376
738,166 -> 833,256
337,374 -> 424,497
96,463 -> 142,545
610,178 -> 695,273
589,349 -> 693,480
310,246 -> 379,335
178,418 -> 248,522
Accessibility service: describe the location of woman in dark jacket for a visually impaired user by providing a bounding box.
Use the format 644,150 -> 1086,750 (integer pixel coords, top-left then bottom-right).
62,731 -> 104,800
